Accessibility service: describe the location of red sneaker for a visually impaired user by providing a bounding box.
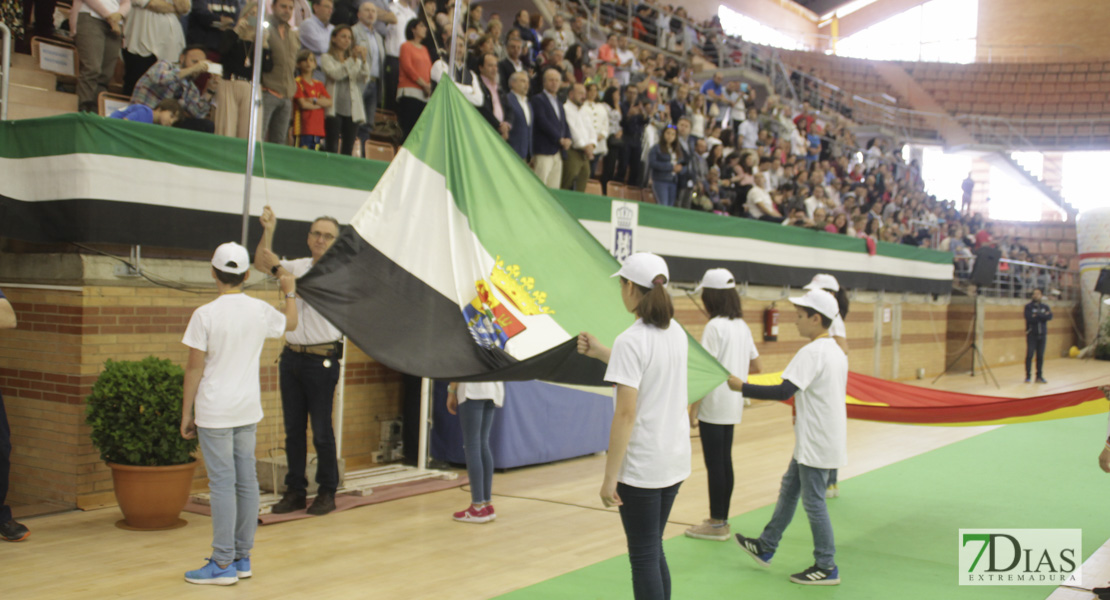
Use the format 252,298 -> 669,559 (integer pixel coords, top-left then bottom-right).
482,504 -> 496,521
452,505 -> 492,524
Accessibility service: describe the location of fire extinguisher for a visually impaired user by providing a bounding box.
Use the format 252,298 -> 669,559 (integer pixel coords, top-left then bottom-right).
764,303 -> 779,342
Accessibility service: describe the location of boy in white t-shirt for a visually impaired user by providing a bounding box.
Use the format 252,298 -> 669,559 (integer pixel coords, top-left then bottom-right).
179,243 -> 298,586
727,289 -> 847,586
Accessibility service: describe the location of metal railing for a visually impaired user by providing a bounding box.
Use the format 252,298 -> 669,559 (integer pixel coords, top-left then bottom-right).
956,257 -> 1078,301
0,22 -> 11,120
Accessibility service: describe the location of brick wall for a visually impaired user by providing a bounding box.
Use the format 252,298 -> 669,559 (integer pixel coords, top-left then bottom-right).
0,283 -> 404,510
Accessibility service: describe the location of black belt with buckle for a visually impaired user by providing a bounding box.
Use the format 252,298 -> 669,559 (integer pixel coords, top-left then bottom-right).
285,341 -> 343,359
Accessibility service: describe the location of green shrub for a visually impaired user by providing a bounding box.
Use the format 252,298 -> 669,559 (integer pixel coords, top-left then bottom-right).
1098,317 -> 1110,361
85,357 -> 198,466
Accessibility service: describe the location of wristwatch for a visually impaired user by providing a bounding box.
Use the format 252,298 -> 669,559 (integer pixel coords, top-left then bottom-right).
286,293 -> 296,299
271,264 -> 280,275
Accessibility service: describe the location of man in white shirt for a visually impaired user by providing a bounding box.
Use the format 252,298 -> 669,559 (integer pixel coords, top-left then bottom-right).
383,0 -> 418,111
253,207 -> 345,516
738,107 -> 759,150
728,289 -> 847,587
74,0 -> 128,112
746,174 -> 782,222
614,35 -> 637,87
562,83 -> 596,192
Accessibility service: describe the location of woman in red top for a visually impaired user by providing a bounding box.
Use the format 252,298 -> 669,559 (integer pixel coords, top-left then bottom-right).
397,19 -> 432,140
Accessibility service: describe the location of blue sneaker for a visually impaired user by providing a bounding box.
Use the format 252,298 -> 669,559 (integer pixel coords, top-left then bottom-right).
790,564 -> 840,585
233,557 -> 252,579
735,534 -> 773,567
184,559 -> 238,586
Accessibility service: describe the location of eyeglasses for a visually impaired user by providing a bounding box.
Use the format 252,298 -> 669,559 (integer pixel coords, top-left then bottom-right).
309,231 -> 337,241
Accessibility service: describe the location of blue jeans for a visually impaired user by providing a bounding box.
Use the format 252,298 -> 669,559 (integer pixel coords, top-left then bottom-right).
357,79 -> 379,143
279,348 -> 340,494
198,424 -> 259,565
458,399 -> 495,504
652,181 -> 677,207
618,481 -> 682,600
759,458 -> 836,570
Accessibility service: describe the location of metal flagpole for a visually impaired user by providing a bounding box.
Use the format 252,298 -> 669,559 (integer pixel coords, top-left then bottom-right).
240,1 -> 269,246
447,0 -> 464,83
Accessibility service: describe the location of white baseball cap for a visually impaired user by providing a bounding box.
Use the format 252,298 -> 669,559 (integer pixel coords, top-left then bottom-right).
804,273 -> 840,292
211,242 -> 251,274
612,252 -> 669,289
695,268 -> 736,292
789,289 -> 840,321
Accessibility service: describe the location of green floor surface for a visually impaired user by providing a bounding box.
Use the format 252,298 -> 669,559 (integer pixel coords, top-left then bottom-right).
497,413 -> 1109,600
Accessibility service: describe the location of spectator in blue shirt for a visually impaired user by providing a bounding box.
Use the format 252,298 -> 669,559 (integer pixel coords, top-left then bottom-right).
700,70 -> 724,102
109,98 -> 184,126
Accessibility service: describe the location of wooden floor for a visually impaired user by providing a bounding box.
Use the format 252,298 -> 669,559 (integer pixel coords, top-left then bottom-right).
4,358 -> 1109,600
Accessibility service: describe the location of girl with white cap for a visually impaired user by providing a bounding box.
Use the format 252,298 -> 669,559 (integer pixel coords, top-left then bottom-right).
577,252 -> 690,600
803,273 -> 849,498
684,268 -> 762,542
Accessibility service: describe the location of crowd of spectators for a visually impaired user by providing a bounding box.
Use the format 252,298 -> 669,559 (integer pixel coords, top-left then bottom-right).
0,0 -> 1075,283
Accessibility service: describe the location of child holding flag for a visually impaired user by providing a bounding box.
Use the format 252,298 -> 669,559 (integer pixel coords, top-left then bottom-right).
577,252 -> 690,600
728,288 -> 847,586
685,268 -> 761,542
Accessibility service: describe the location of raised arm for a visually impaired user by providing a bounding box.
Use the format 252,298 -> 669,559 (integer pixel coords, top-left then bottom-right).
577,331 -> 611,364
253,205 -> 280,274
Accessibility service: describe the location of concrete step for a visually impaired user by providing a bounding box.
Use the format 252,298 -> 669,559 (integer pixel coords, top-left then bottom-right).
8,82 -> 78,119
10,52 -> 58,89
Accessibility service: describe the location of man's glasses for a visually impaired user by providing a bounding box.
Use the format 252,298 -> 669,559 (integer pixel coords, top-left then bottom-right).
310,231 -> 337,241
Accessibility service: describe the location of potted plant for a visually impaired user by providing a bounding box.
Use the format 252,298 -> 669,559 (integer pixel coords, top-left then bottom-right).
86,357 -> 199,530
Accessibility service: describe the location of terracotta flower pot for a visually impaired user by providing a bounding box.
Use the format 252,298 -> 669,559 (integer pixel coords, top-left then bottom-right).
108,461 -> 198,531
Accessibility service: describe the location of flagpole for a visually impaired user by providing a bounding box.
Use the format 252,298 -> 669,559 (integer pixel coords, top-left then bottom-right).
240,1 -> 268,245
447,0 -> 463,83
417,377 -> 431,470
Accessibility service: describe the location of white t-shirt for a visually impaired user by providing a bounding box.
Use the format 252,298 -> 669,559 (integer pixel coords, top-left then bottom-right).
781,337 -> 848,469
385,1 -> 417,57
457,381 -> 505,407
829,314 -> 846,339
698,317 -> 759,425
182,293 -> 287,428
604,319 -> 690,489
280,258 -> 343,345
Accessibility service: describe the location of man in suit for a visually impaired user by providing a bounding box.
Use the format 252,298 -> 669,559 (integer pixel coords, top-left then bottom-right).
353,2 -> 387,146
477,53 -> 512,140
505,72 -> 532,161
530,68 -> 571,188
499,35 -> 528,90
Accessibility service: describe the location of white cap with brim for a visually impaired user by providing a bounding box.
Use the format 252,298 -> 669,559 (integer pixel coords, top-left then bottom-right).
803,273 -> 840,292
211,242 -> 250,275
695,268 -> 736,292
789,289 -> 840,321
612,252 -> 669,289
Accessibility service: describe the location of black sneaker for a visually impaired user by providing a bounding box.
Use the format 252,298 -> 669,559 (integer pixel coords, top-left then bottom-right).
790,565 -> 840,585
0,519 -> 30,542
270,491 -> 307,514
734,534 -> 773,567
1035,376 -> 1048,384
307,490 -> 336,516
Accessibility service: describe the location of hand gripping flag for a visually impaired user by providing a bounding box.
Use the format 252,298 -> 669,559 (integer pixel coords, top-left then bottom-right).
296,79 -> 728,399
